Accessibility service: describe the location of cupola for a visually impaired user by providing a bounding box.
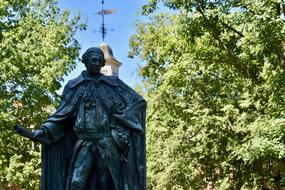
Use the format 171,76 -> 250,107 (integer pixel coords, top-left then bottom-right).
99,43 -> 122,76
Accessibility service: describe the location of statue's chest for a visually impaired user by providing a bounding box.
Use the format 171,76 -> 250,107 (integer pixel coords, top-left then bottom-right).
83,101 -> 100,129
73,83 -> 122,137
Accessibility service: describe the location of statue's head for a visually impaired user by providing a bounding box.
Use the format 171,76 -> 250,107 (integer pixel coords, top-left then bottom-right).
82,47 -> 106,75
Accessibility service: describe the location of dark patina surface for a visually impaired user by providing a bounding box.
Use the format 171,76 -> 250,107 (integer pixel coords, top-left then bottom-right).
26,47 -> 146,190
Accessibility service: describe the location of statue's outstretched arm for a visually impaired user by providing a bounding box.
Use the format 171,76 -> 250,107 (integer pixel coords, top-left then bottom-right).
14,124 -> 52,145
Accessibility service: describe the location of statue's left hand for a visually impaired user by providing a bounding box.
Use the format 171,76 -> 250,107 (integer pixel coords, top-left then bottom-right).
111,127 -> 130,162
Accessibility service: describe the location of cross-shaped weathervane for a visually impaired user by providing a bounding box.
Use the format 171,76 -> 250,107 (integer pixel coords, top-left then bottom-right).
96,0 -> 116,42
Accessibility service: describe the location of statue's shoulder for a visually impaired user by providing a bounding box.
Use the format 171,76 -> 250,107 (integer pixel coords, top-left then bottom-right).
67,73 -> 84,89
103,75 -> 145,101
101,75 -> 121,87
101,75 -> 131,90
60,73 -> 84,98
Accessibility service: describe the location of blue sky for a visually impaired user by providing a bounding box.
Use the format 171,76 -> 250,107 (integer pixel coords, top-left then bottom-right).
57,0 -> 148,88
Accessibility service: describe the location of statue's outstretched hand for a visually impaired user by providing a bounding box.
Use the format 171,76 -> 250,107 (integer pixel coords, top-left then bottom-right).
14,125 -> 51,145
32,128 -> 51,145
32,128 -> 46,138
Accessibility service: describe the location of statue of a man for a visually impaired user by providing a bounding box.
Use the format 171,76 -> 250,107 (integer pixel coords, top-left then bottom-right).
32,47 -> 146,190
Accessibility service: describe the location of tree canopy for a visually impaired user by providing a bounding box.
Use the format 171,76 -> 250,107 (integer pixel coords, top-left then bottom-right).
0,0 -> 84,189
130,0 -> 285,189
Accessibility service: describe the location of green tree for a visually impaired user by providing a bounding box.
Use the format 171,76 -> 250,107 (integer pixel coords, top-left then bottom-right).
130,0 -> 285,189
0,0 -> 84,189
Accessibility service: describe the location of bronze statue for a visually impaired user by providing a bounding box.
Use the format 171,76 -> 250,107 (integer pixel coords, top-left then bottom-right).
16,47 -> 146,190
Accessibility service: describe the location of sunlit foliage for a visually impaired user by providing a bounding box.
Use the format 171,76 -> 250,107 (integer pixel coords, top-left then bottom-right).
130,0 -> 285,189
0,0 -> 85,189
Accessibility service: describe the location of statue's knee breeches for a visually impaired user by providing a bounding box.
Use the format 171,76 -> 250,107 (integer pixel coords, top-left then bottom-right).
70,146 -> 95,190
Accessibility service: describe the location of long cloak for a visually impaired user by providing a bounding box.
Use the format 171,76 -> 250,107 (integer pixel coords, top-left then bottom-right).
41,72 -> 146,190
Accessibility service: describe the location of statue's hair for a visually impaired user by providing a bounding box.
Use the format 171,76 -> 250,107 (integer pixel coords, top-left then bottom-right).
82,47 -> 105,66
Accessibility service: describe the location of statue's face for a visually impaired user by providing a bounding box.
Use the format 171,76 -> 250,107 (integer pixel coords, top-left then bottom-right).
85,52 -> 105,75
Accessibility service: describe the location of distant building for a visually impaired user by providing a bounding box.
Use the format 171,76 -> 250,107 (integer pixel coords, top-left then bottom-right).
99,43 -> 122,76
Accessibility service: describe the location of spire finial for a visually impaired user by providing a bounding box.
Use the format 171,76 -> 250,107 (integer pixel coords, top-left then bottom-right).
96,0 -> 116,42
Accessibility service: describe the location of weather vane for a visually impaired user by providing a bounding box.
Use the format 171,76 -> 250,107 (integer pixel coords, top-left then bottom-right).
96,0 -> 116,42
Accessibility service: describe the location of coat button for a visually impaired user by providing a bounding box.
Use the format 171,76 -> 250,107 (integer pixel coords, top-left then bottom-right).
85,102 -> 91,108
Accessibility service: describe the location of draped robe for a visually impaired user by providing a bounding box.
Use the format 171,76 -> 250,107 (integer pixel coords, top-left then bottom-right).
41,71 -> 146,190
